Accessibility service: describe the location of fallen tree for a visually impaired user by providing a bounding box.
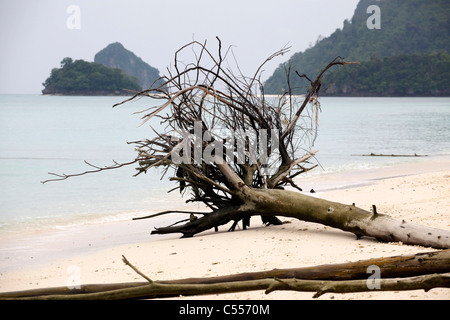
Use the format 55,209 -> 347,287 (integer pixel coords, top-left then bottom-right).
42,38 -> 450,248
1,250 -> 449,299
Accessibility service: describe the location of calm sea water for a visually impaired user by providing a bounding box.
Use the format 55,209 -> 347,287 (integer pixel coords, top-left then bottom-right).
1,95 -> 449,234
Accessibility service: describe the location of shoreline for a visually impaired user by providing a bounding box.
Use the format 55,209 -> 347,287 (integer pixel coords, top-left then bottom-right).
0,157 -> 449,299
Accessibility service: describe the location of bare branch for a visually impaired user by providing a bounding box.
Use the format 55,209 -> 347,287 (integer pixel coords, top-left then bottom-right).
122,255 -> 153,283
281,59 -> 359,140
41,159 -> 140,184
132,210 -> 209,221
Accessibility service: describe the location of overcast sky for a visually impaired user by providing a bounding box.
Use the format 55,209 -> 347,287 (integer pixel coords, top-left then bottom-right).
0,0 -> 359,94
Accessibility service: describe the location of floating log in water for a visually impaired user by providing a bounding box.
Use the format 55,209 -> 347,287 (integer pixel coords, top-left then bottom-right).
352,153 -> 428,157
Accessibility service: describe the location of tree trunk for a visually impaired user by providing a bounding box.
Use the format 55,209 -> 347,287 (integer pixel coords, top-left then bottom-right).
152,187 -> 450,249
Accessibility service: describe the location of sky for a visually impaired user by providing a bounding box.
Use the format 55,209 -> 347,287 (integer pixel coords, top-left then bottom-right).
0,0 -> 359,94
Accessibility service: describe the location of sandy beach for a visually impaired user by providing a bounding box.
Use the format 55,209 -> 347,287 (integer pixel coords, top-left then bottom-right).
1,156 -> 449,300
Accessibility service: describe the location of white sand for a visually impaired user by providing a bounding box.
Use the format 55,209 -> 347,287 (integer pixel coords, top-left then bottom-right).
1,157 -> 449,300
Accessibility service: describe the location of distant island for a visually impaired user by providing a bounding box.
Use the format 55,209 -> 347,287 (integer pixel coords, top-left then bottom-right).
264,0 -> 450,96
42,42 -> 164,95
42,57 -> 142,95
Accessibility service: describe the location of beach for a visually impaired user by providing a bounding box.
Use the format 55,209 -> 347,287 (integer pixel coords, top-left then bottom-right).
0,157 -> 449,300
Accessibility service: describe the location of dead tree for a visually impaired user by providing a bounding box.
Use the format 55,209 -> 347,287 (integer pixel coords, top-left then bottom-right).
43,38 -> 450,248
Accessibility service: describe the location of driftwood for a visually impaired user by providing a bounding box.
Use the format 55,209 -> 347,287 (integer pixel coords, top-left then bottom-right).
148,187 -> 450,248
353,153 -> 428,157
2,250 -> 449,300
4,274 -> 448,300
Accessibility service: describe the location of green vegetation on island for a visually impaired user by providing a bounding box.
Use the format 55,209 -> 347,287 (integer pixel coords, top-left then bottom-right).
264,0 -> 450,96
326,52 -> 450,96
42,57 -> 142,95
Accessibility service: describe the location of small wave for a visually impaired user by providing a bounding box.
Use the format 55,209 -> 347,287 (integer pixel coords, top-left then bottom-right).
0,210 -> 141,235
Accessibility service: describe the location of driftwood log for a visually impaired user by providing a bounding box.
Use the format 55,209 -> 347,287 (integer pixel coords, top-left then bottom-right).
1,250 -> 449,300
353,153 -> 428,157
4,274 -> 448,300
148,182 -> 450,248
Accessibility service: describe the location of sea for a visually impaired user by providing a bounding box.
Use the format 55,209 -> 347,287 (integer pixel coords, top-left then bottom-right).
0,95 -> 449,237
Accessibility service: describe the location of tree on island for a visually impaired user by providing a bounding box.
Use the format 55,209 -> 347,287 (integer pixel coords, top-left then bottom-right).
11,39 -> 449,299
42,57 -> 142,95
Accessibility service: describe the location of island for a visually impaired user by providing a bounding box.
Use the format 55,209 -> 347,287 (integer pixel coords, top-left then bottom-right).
94,42 -> 165,91
42,57 -> 142,95
263,0 -> 450,96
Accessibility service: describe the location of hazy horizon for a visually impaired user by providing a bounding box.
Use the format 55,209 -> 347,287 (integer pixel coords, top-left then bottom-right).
0,0 -> 359,94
